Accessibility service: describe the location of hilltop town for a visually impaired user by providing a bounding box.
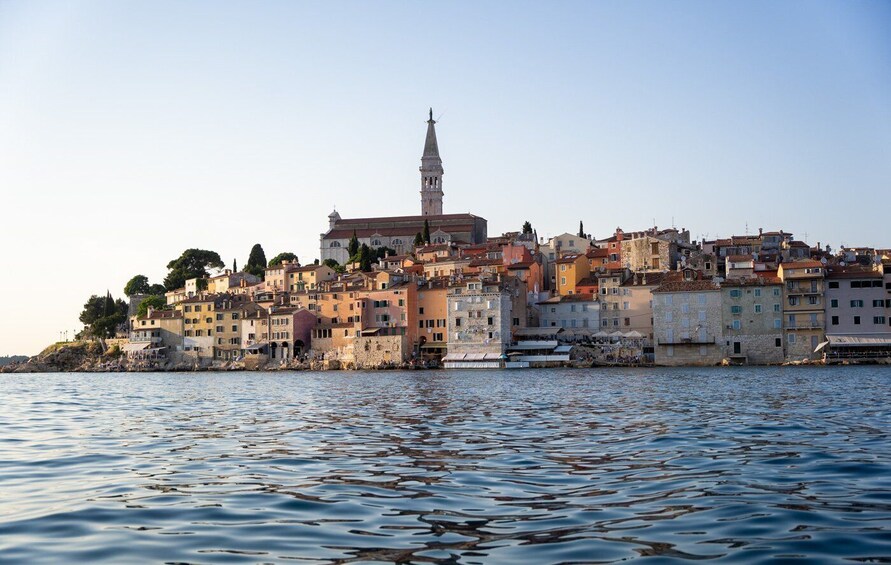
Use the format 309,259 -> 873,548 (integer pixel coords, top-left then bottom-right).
11,111 -> 891,372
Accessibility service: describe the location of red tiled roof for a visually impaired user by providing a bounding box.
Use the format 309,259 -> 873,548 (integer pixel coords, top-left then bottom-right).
653,280 -> 719,293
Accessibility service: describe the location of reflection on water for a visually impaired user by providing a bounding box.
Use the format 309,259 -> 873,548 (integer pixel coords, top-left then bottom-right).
1,367 -> 890,563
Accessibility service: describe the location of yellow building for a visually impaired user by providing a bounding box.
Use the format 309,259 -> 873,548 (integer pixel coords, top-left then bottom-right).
288,264 -> 337,292
555,254 -> 590,295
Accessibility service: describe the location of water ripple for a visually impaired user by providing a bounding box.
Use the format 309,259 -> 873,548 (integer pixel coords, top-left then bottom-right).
1,367 -> 890,563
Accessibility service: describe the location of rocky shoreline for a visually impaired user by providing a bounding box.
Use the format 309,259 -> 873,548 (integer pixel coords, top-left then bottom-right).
4,342 -> 887,374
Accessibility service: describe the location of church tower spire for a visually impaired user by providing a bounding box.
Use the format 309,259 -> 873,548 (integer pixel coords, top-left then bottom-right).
420,108 -> 444,216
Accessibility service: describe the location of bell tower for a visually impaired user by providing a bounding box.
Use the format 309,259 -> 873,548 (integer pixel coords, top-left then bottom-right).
420,108 -> 444,216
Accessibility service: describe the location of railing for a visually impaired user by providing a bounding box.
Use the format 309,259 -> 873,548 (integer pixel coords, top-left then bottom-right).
657,337 -> 716,345
785,322 -> 824,329
130,336 -> 161,343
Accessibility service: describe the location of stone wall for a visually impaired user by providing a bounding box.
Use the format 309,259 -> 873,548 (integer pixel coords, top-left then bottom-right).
352,335 -> 409,368
722,334 -> 784,364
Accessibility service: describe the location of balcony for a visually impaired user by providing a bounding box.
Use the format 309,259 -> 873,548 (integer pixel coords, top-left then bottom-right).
130,335 -> 161,344
657,337 -> 716,345
785,322 -> 824,330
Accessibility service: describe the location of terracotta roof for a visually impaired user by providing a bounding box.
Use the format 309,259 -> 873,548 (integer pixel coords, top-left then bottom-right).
326,225 -> 475,239
586,248 -> 609,259
781,260 -> 824,269
469,258 -> 502,267
506,261 -> 534,270
721,276 -> 782,287
538,293 -> 597,304
556,254 -> 583,264
727,254 -> 755,263
653,280 -> 720,293
826,266 -> 881,279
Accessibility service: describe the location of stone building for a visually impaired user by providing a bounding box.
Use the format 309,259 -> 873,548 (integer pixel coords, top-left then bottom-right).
652,279 -> 723,366
443,276 -> 524,368
777,260 -> 826,361
538,294 -> 600,330
720,277 -> 785,364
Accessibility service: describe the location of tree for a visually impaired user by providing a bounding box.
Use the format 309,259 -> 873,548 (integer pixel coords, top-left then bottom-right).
79,293 -> 128,338
137,295 -> 167,317
522,221 -> 533,234
374,246 -> 396,260
148,284 -> 167,296
124,275 -> 151,296
358,243 -> 373,272
268,252 -> 299,267
347,231 -> 360,257
164,249 -> 225,290
323,258 -> 346,274
233,258 -> 238,272
578,221 -> 585,239
423,219 -> 431,244
245,243 -> 267,278
414,232 -> 425,247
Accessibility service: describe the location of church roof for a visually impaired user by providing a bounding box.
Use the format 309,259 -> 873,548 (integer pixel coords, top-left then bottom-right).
423,108 -> 440,159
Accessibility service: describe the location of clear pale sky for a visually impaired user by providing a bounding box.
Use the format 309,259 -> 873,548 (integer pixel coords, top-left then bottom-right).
1,1 -> 889,356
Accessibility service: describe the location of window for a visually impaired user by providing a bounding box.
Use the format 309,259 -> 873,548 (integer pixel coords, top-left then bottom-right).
874,316 -> 887,324
754,289 -> 761,297
455,318 -> 462,327
195,305 -> 202,312
808,296 -> 819,305
665,295 -> 673,306
732,320 -> 741,330
789,334 -> 796,344
773,288 -> 781,296
216,313 -> 223,321
773,304 -> 781,313
873,299 -> 885,308
854,316 -> 861,325
623,302 -> 629,310
330,241 -> 341,248
681,303 -> 690,314
729,289 -> 741,298
698,310 -> 706,322
232,325 -> 237,332
774,319 -> 782,329
754,304 -> 762,314
419,307 -> 424,315
216,326 -> 224,333
851,300 -> 864,308
788,297 -> 799,306
828,281 -> 839,289
624,317 -> 630,326
731,306 -> 742,314
830,299 -> 838,308
561,277 -> 566,286
831,316 -> 839,325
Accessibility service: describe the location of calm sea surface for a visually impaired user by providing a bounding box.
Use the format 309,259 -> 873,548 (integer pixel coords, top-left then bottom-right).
1,367 -> 890,564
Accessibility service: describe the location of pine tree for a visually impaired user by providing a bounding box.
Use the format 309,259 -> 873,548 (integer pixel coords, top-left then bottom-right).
348,230 -> 359,257
522,221 -> 533,234
414,232 -> 425,247
423,220 -> 431,244
578,221 -> 585,239
233,258 -> 237,272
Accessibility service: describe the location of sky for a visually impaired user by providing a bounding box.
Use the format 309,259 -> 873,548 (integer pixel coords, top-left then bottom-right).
1,0 -> 889,356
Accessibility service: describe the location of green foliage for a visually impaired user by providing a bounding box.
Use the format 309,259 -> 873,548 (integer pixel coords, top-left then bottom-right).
414,232 -> 425,247
375,246 -> 396,260
164,249 -> 225,290
79,293 -> 128,338
233,258 -> 238,272
124,275 -> 150,296
125,275 -> 166,297
137,295 -> 167,318
245,243 -> 267,278
423,220 -> 431,244
313,258 -> 320,265
578,221 -> 585,239
323,258 -> 346,274
268,252 -> 299,267
348,231 -> 360,257
522,221 -> 533,234
148,284 -> 167,295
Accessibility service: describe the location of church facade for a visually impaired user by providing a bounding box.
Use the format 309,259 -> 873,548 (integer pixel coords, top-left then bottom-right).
320,110 -> 487,265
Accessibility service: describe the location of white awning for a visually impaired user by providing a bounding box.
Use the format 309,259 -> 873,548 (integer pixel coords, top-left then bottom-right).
123,342 -> 150,352
826,335 -> 891,347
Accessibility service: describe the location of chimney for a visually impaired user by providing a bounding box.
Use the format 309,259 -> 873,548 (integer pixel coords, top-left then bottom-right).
759,227 -> 763,237
147,307 -> 154,317
633,272 -> 639,286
